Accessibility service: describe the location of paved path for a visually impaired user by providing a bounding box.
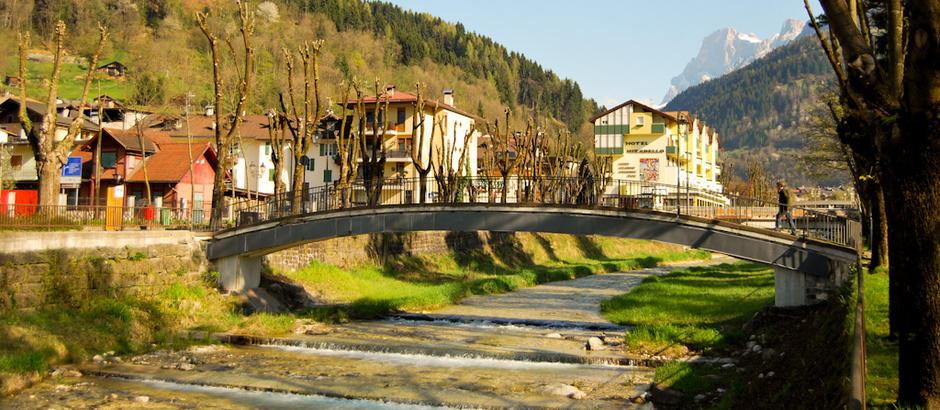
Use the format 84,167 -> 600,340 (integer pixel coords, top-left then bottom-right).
423,256 -> 737,328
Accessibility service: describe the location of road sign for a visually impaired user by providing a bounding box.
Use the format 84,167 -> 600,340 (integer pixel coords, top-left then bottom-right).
60,156 -> 82,185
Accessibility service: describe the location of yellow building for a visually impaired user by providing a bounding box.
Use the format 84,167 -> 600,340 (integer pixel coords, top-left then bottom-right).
343,87 -> 479,203
591,100 -> 725,206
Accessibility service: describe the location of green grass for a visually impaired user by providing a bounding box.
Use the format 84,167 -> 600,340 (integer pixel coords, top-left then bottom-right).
860,269 -> 898,407
601,262 -> 774,353
283,244 -> 709,319
12,60 -> 131,101
0,234 -> 709,394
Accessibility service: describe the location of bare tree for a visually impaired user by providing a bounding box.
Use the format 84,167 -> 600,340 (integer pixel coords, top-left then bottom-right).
333,80 -> 360,207
433,122 -> 472,203
196,0 -> 254,229
358,80 -> 390,206
801,89 -> 888,271
17,22 -> 107,207
485,109 -> 524,204
410,83 -> 436,204
265,109 -> 287,200
806,1 -> 940,404
278,41 -> 324,212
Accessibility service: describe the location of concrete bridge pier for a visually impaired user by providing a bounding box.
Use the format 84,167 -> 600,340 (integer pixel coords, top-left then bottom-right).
774,267 -> 806,307
213,254 -> 262,291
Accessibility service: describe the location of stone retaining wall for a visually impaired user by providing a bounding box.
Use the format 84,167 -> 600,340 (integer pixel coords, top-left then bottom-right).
264,231 -> 518,272
0,232 -> 207,311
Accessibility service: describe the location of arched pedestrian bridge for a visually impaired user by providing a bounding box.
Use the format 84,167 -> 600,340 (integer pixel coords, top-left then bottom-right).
207,203 -> 859,307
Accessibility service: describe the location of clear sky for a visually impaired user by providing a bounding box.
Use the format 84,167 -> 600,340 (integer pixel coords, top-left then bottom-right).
385,0 -> 822,108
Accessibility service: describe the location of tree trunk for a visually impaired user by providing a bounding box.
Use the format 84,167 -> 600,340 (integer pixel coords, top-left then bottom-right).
210,150 -> 230,229
36,156 -> 60,210
291,154 -> 304,212
870,184 -> 889,269
882,122 -> 940,408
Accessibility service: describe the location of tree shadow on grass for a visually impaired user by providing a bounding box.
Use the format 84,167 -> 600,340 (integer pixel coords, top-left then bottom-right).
532,233 -> 558,261
574,235 -> 605,259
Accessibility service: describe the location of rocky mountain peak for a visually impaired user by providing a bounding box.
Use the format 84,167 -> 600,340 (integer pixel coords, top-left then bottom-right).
661,19 -> 808,105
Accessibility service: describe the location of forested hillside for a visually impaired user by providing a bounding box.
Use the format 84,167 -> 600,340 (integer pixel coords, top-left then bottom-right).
0,0 -> 599,135
664,35 -> 846,186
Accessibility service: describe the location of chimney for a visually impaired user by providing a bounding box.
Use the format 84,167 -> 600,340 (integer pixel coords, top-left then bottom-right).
385,85 -> 395,96
205,105 -> 214,116
443,89 -> 454,107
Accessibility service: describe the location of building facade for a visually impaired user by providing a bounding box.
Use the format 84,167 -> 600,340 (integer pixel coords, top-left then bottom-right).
592,100 -> 725,206
343,87 -> 479,203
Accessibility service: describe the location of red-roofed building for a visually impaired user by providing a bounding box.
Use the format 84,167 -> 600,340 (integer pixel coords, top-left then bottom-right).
138,110 -> 342,196
78,128 -> 219,213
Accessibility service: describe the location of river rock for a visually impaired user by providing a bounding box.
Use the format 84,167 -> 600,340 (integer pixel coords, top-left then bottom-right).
50,368 -> 82,378
694,393 -> 706,401
586,337 -> 606,351
543,383 -> 585,399
544,332 -> 563,339
188,345 -> 224,354
134,396 -> 150,403
91,354 -> 105,364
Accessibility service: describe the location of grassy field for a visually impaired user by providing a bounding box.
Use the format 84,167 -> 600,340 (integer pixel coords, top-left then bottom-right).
0,234 -> 708,395
7,60 -> 131,101
602,262 -> 774,354
860,269 -> 898,406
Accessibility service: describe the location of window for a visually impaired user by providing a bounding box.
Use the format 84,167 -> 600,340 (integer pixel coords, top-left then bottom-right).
366,111 -> 374,123
101,152 -> 116,169
323,169 -> 332,183
229,143 -> 240,155
398,138 -> 411,152
265,142 -> 271,155
11,155 -> 22,170
396,163 -> 405,176
268,169 -> 276,182
319,143 -> 337,156
306,157 -> 315,171
397,108 -> 406,125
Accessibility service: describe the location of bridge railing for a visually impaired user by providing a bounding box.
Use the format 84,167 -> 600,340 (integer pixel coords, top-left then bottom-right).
229,176 -> 861,248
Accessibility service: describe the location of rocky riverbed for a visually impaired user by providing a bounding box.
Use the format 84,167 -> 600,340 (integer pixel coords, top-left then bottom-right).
2,263 -> 725,409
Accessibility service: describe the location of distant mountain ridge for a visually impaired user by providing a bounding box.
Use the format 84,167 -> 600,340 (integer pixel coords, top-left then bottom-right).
661,19 -> 810,105
664,34 -> 843,187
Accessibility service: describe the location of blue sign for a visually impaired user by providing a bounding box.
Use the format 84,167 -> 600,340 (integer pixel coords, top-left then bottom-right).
60,156 -> 82,185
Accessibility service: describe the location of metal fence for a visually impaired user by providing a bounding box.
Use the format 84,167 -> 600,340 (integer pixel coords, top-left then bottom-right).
0,202 -> 213,231
229,176 -> 861,248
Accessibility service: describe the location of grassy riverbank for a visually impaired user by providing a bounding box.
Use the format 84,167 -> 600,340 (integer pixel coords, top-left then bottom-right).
0,234 -> 707,395
861,269 -> 897,406
602,261 -> 889,408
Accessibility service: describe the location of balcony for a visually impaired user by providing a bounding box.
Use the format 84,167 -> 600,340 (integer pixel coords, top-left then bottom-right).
356,149 -> 414,163
595,147 -> 624,155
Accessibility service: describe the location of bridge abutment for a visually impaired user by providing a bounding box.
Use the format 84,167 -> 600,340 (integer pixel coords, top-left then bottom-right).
774,267 -> 806,307
213,255 -> 261,291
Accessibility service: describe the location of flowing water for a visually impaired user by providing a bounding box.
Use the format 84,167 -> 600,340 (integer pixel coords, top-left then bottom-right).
2,263 -> 726,408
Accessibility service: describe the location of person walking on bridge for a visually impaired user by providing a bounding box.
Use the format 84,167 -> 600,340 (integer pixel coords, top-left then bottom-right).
776,180 -> 797,235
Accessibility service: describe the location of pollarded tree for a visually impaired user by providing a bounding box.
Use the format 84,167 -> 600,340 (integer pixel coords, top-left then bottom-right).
485,108 -> 524,204
17,22 -> 107,207
806,0 -> 940,406
278,41 -> 325,212
410,83 -> 437,204
333,80 -> 361,208
358,80 -> 390,206
196,0 -> 254,229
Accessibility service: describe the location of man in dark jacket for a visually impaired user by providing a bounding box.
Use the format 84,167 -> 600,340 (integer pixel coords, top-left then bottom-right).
776,180 -> 797,235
